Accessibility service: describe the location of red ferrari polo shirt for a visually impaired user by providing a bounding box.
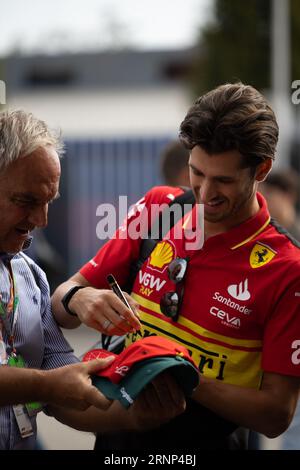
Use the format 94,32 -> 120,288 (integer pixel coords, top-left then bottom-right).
81,186 -> 300,389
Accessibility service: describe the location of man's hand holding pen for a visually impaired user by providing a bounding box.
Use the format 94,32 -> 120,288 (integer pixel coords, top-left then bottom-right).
68,284 -> 141,335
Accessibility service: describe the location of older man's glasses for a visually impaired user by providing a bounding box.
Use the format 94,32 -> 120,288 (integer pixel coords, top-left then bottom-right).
159,258 -> 188,321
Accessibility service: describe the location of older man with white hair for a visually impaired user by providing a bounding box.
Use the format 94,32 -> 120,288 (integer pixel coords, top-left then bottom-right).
0,110 -> 185,449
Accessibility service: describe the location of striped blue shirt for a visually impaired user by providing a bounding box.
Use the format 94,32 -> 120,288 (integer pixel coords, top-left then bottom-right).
0,252 -> 78,450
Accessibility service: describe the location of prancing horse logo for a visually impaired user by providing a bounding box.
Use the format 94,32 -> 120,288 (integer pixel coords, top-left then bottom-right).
255,248 -> 268,263
250,243 -> 277,268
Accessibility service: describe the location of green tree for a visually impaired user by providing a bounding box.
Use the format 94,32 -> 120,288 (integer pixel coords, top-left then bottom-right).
190,0 -> 300,96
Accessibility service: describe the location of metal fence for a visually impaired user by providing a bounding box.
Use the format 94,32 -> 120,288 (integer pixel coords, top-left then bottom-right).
45,136 -> 173,277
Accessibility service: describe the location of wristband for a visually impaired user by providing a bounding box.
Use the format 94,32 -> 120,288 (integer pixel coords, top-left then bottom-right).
61,286 -> 86,317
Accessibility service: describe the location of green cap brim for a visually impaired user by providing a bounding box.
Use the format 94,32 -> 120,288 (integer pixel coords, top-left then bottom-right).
92,355 -> 199,408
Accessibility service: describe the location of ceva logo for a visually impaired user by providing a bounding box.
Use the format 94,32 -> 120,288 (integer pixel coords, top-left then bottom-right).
227,279 -> 251,301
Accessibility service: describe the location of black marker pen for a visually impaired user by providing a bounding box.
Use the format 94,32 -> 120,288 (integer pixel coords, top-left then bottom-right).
107,274 -> 141,331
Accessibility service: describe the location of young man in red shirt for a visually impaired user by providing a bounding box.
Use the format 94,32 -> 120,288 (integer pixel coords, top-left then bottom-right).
52,83 -> 300,449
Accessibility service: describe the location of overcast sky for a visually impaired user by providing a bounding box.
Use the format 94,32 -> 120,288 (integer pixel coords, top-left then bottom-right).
0,0 -> 212,56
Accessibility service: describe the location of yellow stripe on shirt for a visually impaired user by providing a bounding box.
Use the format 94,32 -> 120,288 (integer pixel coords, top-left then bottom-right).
127,301 -> 263,389
132,292 -> 262,349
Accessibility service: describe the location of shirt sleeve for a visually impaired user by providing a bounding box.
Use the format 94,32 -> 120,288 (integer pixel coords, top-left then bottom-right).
262,276 -> 300,377
41,301 -> 79,369
80,186 -> 184,289
35,263 -> 79,369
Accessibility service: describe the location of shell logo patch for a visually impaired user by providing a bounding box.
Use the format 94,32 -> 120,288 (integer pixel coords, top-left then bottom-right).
148,241 -> 175,270
250,242 -> 277,268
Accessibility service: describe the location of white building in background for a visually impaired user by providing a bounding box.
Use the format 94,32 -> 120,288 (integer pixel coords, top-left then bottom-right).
3,48 -> 196,138
1,48 -> 200,276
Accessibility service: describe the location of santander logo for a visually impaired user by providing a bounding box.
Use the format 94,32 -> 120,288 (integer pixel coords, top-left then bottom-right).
227,279 -> 251,301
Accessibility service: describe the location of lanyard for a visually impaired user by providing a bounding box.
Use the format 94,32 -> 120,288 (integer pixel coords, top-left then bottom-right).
0,262 -> 19,353
0,261 -> 42,419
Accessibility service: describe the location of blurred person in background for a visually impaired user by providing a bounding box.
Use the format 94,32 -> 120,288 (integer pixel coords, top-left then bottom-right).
259,170 -> 300,241
259,169 -> 300,450
160,139 -> 191,188
27,228 -> 67,293
52,83 -> 300,450
0,109 -> 185,450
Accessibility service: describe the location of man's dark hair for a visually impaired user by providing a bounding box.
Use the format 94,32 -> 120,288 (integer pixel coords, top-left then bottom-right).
179,82 -> 279,169
160,140 -> 189,186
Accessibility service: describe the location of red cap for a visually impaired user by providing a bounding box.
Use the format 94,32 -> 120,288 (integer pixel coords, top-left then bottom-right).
83,336 -> 197,384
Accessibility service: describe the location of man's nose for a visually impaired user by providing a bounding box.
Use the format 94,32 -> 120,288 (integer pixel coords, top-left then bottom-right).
199,179 -> 215,203
28,204 -> 48,228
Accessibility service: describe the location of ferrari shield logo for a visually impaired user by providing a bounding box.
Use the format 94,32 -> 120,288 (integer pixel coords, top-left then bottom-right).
250,243 -> 277,268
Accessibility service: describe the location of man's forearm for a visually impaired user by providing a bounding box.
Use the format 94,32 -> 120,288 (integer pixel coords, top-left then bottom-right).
0,367 -> 52,406
0,359 -> 117,410
49,401 -> 135,433
193,374 -> 299,438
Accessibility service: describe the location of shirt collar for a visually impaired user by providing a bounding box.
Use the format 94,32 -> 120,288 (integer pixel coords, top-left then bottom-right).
184,192 -> 270,253
0,236 -> 33,263
228,192 -> 270,250
204,192 -> 270,251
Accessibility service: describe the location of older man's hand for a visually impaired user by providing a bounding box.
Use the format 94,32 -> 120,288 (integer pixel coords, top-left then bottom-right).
40,356 -> 115,410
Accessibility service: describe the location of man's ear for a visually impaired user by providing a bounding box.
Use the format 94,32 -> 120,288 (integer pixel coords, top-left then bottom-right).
255,158 -> 273,182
